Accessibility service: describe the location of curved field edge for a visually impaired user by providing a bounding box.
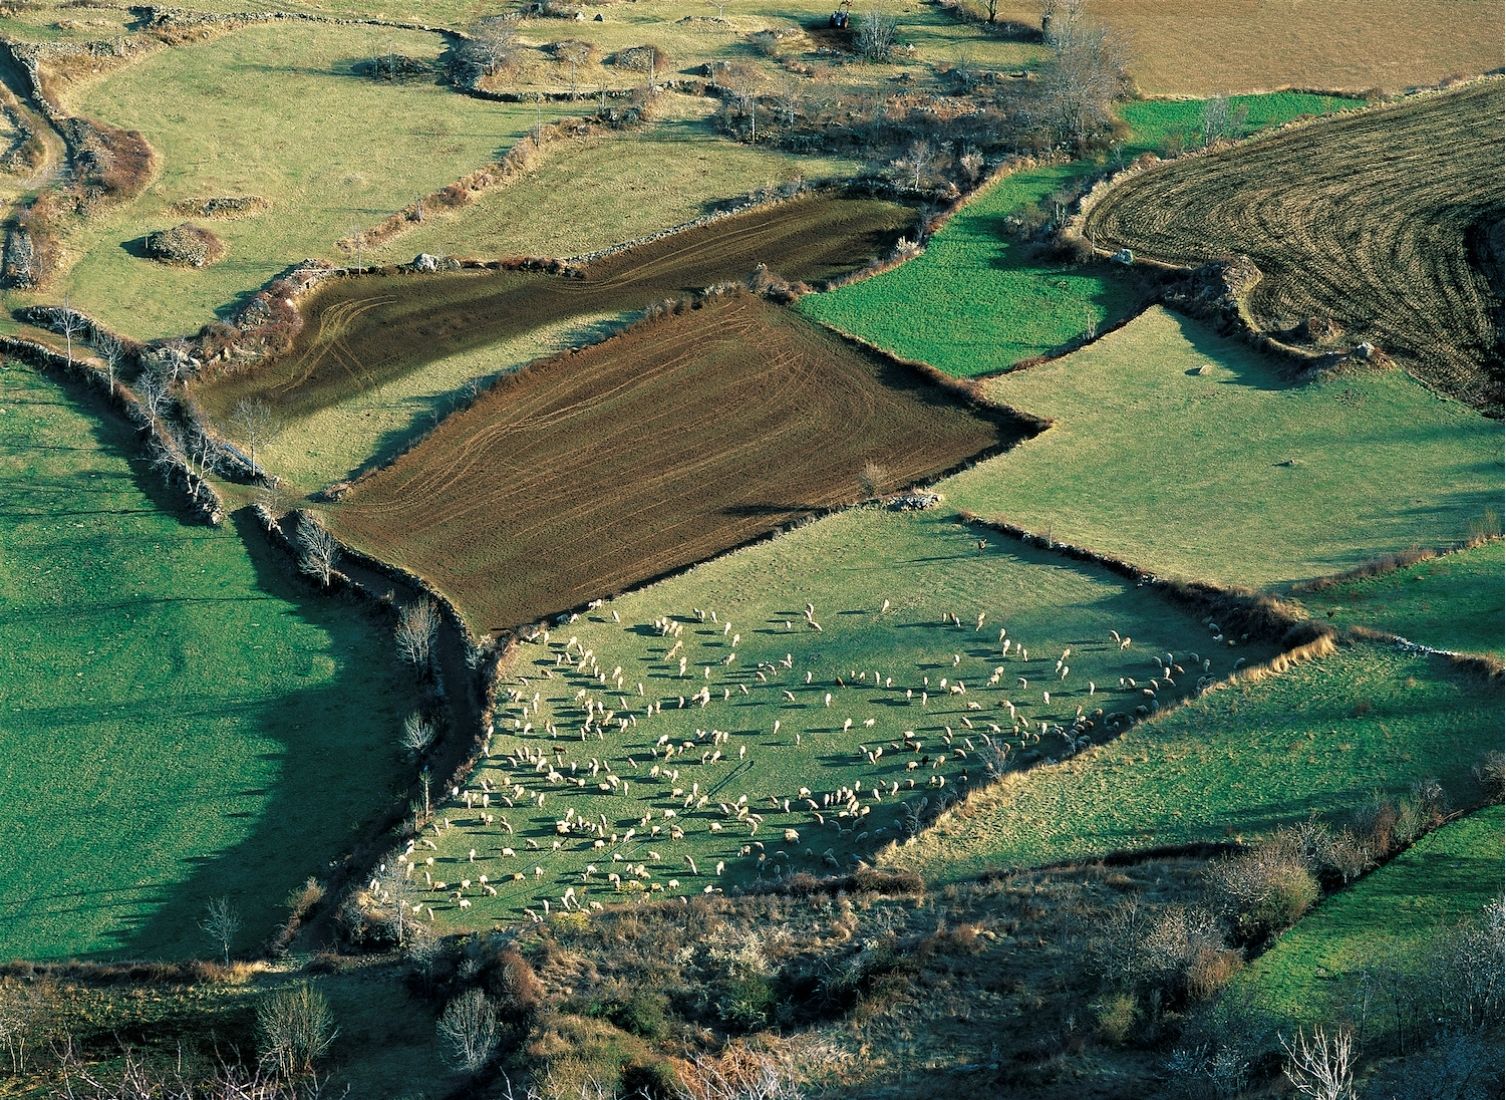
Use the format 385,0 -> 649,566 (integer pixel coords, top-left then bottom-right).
0,360 -> 414,960
943,306 -> 1502,590
881,642 -> 1503,884
1231,805 -> 1504,1029
1077,82 -> 1505,412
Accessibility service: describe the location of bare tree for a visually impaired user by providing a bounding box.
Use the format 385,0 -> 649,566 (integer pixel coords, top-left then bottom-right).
458,15 -> 519,81
137,364 -> 171,419
0,982 -> 46,1075
395,599 -> 441,669
94,329 -> 122,393
1036,0 -> 1127,149
555,39 -> 596,99
295,513 -> 339,587
399,712 -> 436,758
856,10 -> 899,61
257,982 -> 336,1083
707,0 -> 729,17
436,989 -> 499,1074
1281,1026 -> 1355,1100
199,896 -> 241,965
57,297 -> 84,368
230,398 -> 279,472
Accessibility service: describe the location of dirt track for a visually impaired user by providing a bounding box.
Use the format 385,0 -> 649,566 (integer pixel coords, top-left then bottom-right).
328,294 -> 1024,634
1083,83 -> 1505,412
194,195 -> 914,426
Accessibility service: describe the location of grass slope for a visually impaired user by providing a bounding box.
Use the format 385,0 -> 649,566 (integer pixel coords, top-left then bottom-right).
1308,542 -> 1505,658
1235,806 -> 1504,1028
995,0 -> 1505,95
0,362 -> 411,960
365,104 -> 864,265
884,644 -> 1503,883
413,504 -> 1268,929
945,307 -> 1502,589
28,22 -> 570,340
1118,92 -> 1359,156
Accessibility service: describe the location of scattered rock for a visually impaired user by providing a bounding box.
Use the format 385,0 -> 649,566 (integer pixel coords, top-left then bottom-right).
885,492 -> 942,512
1110,247 -> 1134,264
142,223 -> 223,267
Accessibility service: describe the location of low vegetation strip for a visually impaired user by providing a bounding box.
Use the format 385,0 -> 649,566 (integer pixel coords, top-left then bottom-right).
945,306 -> 1502,590
1082,83 -> 1506,412
361,502 -> 1272,930
1233,805 -> 1504,1031
884,643 -> 1504,884
326,293 -> 1015,633
0,362 -> 412,961
191,194 -> 913,431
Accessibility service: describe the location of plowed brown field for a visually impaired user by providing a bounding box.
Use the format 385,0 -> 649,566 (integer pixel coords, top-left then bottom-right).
327,294 -> 1023,633
1082,83 -> 1504,412
194,195 -> 914,427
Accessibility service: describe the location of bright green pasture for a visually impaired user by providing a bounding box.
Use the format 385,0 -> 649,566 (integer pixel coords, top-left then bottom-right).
1118,92 -> 1360,156
25,22 -> 569,340
885,644 -> 1503,883
417,505 -> 1266,930
1307,542 -> 1504,658
1234,806 -> 1503,1028
798,160 -> 1139,375
945,307 -> 1502,588
0,362 -> 411,960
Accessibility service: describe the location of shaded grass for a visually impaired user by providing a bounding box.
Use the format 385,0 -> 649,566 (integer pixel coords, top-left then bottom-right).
884,644 -> 1503,883
20,22 -> 571,340
0,361 -> 412,960
407,502 -> 1271,929
945,307 -> 1502,589
1304,542 -> 1504,658
1233,805 -> 1504,1029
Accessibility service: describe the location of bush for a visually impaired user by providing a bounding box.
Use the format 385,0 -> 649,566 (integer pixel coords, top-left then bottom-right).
1096,902 -> 1240,1011
1205,844 -> 1320,945
360,53 -> 436,82
1095,991 -> 1138,1044
142,223 -> 223,267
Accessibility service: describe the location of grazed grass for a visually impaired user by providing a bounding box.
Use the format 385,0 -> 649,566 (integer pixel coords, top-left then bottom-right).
1307,542 -> 1504,658
0,361 -> 412,960
884,644 -> 1503,883
945,307 -> 1502,589
1118,92 -> 1360,156
365,102 -> 864,265
18,22 -> 569,340
1233,806 -> 1504,1028
408,503 -> 1268,930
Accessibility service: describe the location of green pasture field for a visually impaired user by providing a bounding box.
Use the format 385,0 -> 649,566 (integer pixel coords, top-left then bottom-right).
0,3 -> 135,42
1233,805 -> 1504,1029
944,307 -> 1502,588
1118,92 -> 1360,156
1306,542 -> 1504,658
884,644 -> 1503,883
364,100 -> 864,265
795,90 -> 1381,378
410,504 -> 1272,931
0,361 -> 412,960
24,22 -> 572,340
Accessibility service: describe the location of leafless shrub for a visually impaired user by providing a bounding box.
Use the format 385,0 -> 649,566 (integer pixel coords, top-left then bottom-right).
1430,897 -> 1505,1031
230,398 -> 279,471
1281,1026 -> 1356,1100
256,982 -> 336,1083
395,599 -> 441,670
856,460 -> 889,500
295,513 -> 339,587
855,10 -> 899,62
1204,841 -> 1319,945
0,980 -> 52,1075
399,712 -> 436,758
674,1048 -> 807,1100
1096,900 -> 1239,1009
1472,749 -> 1504,802
436,988 -> 499,1074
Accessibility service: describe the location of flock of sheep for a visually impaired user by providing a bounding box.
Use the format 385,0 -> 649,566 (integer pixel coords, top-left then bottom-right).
376,597 -> 1244,926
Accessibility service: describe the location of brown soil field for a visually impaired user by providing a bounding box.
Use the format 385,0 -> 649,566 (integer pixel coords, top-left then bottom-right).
327,293 -> 1024,634
1082,83 -> 1505,412
996,0 -> 1505,95
192,195 -> 914,426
